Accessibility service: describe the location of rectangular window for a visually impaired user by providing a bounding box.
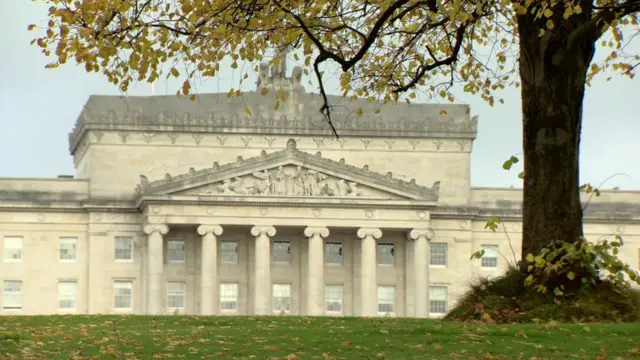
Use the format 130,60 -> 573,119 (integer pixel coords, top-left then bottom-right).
272,283 -> 291,313
59,237 -> 77,261
272,241 -> 291,264
167,239 -> 185,263
114,237 -> 133,261
3,236 -> 23,261
2,280 -> 23,311
377,286 -> 396,315
481,245 -> 499,268
220,283 -> 239,311
429,286 -> 448,315
377,243 -> 395,265
167,281 -> 186,310
58,281 -> 77,310
114,281 -> 133,310
325,242 -> 343,265
430,243 -> 448,266
325,284 -> 344,313
220,241 -> 238,264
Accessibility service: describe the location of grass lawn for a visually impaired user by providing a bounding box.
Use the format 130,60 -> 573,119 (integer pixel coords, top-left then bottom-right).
1,316 -> 639,359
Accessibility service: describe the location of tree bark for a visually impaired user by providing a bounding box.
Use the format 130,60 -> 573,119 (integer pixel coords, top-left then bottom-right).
516,9 -> 597,259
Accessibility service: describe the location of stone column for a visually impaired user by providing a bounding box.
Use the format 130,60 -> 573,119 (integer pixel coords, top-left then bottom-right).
304,226 -> 329,316
197,225 -> 223,315
408,228 -> 435,318
250,226 -> 276,315
356,227 -> 382,317
143,223 -> 169,315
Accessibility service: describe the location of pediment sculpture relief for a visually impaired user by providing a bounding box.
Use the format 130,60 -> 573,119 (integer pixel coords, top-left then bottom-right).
195,165 -> 387,198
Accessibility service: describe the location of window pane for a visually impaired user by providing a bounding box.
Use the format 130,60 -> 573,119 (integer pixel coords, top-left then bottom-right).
429,243 -> 447,266
59,238 -> 77,260
481,245 -> 498,268
4,237 -> 23,260
325,242 -> 343,264
3,280 -> 23,310
377,286 -> 395,315
167,281 -> 186,309
168,239 -> 185,262
220,241 -> 238,264
273,284 -> 291,312
377,243 -> 395,265
325,284 -> 344,313
115,237 -> 133,260
220,283 -> 238,311
114,281 -> 132,309
429,286 -> 448,314
58,281 -> 77,309
273,241 -> 291,264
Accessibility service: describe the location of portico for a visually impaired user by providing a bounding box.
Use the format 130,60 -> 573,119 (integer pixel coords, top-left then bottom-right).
142,219 -> 435,316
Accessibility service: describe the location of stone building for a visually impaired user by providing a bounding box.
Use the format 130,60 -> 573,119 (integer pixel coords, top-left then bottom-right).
1,61 -> 639,317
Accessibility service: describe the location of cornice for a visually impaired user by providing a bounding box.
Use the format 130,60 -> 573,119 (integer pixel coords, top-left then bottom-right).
136,195 -> 437,210
68,93 -> 478,154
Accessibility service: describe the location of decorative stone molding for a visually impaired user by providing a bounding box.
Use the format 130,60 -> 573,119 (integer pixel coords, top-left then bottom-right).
250,225 -> 276,238
357,227 -> 383,240
133,138 -> 440,201
303,226 -> 329,238
197,225 -> 223,237
407,228 -> 435,241
68,87 -> 478,154
143,223 -> 169,235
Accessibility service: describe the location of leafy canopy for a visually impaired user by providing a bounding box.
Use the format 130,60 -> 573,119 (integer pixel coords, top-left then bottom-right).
30,0 -> 640,114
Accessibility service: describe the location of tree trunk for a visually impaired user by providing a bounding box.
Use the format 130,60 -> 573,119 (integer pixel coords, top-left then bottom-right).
516,10 -> 597,259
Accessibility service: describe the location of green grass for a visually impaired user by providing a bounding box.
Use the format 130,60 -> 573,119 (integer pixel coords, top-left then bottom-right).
1,316 -> 640,359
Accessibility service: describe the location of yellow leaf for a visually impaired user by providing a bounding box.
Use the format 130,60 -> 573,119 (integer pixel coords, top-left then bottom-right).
170,67 -> 180,78
543,8 -> 553,18
245,107 -> 252,116
567,272 -> 576,280
526,253 -> 534,262
546,20 -> 555,29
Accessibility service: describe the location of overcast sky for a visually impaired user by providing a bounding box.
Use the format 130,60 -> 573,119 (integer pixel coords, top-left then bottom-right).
1,1 -> 639,190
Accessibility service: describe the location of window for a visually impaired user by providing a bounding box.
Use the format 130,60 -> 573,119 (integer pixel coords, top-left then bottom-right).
430,243 -> 448,266
272,241 -> 291,264
3,236 -> 23,261
220,283 -> 239,311
272,284 -> 291,313
325,242 -> 343,265
2,280 -> 23,311
167,282 -> 186,310
429,286 -> 448,316
220,241 -> 238,264
167,239 -> 185,263
377,286 -> 396,315
58,281 -> 77,310
114,281 -> 133,310
115,237 -> 133,261
481,245 -> 499,268
59,237 -> 77,261
325,284 -> 344,313
377,243 -> 395,265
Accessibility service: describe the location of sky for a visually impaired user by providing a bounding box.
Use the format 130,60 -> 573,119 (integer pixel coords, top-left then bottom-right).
1,1 -> 639,190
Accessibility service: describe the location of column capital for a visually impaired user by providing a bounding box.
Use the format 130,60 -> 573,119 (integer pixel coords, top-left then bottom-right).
304,226 -> 329,238
251,225 -> 276,237
143,223 -> 169,235
407,228 -> 435,241
197,225 -> 223,236
357,227 -> 382,240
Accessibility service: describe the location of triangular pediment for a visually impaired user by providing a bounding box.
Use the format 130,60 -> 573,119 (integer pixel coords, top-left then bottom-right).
135,139 -> 439,201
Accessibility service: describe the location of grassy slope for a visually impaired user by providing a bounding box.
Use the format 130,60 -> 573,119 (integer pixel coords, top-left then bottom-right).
1,316 -> 639,359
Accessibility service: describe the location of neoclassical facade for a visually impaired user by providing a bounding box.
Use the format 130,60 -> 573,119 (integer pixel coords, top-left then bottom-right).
1,62 -> 639,317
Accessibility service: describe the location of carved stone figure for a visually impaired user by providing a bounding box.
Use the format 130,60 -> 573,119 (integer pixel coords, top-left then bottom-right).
206,165 -> 381,198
